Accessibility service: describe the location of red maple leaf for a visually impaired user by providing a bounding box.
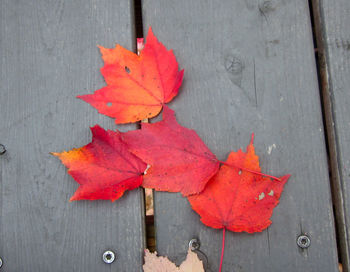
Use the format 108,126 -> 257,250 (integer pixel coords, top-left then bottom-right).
52,125 -> 147,201
120,106 -> 220,196
187,135 -> 289,271
77,27 -> 184,124
188,134 -> 290,233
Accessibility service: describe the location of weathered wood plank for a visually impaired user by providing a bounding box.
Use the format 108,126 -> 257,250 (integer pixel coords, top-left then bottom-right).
142,0 -> 339,271
0,1 -> 145,271
314,0 -> 350,270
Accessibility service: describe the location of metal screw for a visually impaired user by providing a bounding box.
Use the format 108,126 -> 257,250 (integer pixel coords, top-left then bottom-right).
0,144 -> 6,155
297,235 -> 311,249
189,238 -> 200,251
102,250 -> 115,264
0,257 -> 3,268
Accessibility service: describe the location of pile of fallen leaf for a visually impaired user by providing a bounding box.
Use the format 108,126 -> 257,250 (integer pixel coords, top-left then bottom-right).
53,27 -> 290,272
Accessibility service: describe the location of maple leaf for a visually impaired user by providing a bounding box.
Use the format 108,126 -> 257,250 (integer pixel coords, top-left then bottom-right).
120,106 -> 220,196
77,27 -> 184,124
187,134 -> 290,233
51,125 -> 147,201
143,249 -> 205,272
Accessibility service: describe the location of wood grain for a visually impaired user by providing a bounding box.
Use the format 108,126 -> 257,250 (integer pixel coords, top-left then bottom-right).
142,0 -> 339,271
314,0 -> 350,270
0,1 -> 145,271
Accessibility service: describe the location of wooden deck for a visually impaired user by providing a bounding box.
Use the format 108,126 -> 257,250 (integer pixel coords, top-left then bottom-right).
0,0 -> 349,271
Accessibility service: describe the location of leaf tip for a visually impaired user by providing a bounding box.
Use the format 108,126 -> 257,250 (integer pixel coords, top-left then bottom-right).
281,174 -> 291,183
90,124 -> 103,131
76,94 -> 85,101
97,44 -> 109,55
250,133 -> 255,144
177,69 -> 185,85
145,26 -> 157,45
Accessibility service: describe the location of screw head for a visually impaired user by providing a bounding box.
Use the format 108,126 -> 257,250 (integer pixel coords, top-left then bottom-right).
297,235 -> 311,249
0,257 -> 3,268
189,238 -> 200,251
102,250 -> 115,264
0,144 -> 6,155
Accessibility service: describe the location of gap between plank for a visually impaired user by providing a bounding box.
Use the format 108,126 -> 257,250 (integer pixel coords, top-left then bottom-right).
134,0 -> 143,39
133,0 -> 156,253
308,0 -> 348,271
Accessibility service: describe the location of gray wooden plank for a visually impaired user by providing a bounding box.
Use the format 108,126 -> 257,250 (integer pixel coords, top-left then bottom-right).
142,0 -> 339,271
315,0 -> 350,270
0,1 -> 145,271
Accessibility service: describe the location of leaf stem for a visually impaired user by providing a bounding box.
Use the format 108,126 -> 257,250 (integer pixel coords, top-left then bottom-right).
219,227 -> 226,272
217,160 -> 281,181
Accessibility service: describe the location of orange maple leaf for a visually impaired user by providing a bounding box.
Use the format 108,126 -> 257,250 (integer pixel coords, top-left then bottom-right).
78,27 -> 184,124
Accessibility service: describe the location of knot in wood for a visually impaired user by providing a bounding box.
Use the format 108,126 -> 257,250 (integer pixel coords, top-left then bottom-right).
225,56 -> 244,75
259,0 -> 276,13
0,144 -> 6,155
